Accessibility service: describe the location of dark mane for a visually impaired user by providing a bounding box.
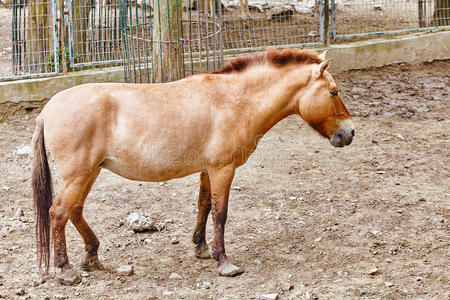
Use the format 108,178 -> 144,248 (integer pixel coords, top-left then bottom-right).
212,48 -> 323,74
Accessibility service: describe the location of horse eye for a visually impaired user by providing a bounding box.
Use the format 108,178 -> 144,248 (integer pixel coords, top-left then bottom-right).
330,91 -> 338,96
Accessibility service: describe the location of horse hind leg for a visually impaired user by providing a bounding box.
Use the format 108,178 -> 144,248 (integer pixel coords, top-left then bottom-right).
69,168 -> 103,271
50,172 -> 95,285
192,172 -> 212,259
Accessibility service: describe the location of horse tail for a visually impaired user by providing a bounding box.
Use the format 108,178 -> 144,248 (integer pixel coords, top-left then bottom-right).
32,117 -> 53,274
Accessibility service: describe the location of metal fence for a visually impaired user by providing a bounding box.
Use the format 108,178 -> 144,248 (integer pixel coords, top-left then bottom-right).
0,0 -> 449,81
67,0 -> 123,68
331,0 -> 450,39
121,0 -> 223,83
0,0 -> 59,80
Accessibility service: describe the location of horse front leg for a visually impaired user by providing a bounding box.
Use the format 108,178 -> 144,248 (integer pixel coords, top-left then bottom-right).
192,172 -> 212,259
208,165 -> 244,277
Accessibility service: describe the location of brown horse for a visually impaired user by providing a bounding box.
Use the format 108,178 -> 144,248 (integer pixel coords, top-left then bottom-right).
32,48 -> 354,285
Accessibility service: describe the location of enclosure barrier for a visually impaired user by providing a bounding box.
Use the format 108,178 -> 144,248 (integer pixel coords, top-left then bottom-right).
120,0 -> 223,83
0,0 -> 449,81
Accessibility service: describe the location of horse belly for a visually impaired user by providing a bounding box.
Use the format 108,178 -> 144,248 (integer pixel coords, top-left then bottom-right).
100,150 -> 203,182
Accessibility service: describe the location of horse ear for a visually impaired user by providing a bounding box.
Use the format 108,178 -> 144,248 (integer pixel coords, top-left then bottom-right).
318,50 -> 328,60
316,58 -> 333,77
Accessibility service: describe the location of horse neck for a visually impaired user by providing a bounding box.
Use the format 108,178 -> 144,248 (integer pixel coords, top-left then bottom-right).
233,64 -> 311,136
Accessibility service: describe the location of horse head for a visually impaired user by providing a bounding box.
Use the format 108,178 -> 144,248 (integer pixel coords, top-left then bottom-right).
296,51 -> 355,147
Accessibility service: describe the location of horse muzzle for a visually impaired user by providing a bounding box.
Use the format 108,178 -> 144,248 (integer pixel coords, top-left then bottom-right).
330,125 -> 355,147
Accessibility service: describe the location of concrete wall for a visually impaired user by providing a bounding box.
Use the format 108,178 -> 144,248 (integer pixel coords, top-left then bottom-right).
324,31 -> 450,72
0,31 -> 449,106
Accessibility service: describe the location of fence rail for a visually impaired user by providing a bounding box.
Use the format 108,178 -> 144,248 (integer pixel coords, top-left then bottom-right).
0,0 -> 449,81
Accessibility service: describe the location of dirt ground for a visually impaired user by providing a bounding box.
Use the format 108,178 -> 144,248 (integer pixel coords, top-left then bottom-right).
0,60 -> 449,299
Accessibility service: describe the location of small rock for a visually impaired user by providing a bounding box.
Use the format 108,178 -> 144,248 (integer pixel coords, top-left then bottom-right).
254,258 -> 262,265
201,281 -> 211,289
367,267 -> 379,275
16,145 -> 32,156
261,293 -> 279,300
15,208 -> 24,217
396,134 -> 404,139
169,272 -> 182,279
117,265 -> 133,276
171,237 -> 179,245
80,271 -> 90,277
288,196 -> 297,200
127,212 -> 156,232
233,186 -> 241,191
374,5 -> 383,11
2,186 -> 9,191
158,182 -> 165,186
15,288 -> 25,296
385,282 -> 394,287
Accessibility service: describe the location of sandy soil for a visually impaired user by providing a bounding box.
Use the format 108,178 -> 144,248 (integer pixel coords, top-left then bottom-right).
0,60 -> 449,299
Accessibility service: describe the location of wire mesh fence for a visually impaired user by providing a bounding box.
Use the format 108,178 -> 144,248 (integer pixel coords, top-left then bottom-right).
0,0 -> 449,81
121,0 -> 223,83
220,0 -> 322,53
331,0 -> 450,39
68,0 -> 123,68
0,0 -> 59,81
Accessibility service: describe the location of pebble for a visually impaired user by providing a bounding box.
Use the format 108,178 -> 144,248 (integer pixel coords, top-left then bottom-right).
171,237 -> 179,245
367,267 -> 379,275
127,212 -> 156,232
201,281 -> 211,289
15,208 -> 24,217
385,282 -> 394,287
158,182 -> 165,186
169,272 -> 182,279
254,258 -> 262,265
15,288 -> 25,296
261,293 -> 279,300
288,196 -> 297,200
16,145 -> 32,156
80,271 -> 90,277
117,265 -> 133,276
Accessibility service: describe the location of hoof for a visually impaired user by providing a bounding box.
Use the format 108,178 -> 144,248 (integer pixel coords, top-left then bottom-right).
217,261 -> 244,277
195,243 -> 212,259
81,256 -> 104,271
57,268 -> 81,286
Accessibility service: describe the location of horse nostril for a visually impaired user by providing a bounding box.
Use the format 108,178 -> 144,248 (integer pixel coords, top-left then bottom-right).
351,129 -> 355,137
